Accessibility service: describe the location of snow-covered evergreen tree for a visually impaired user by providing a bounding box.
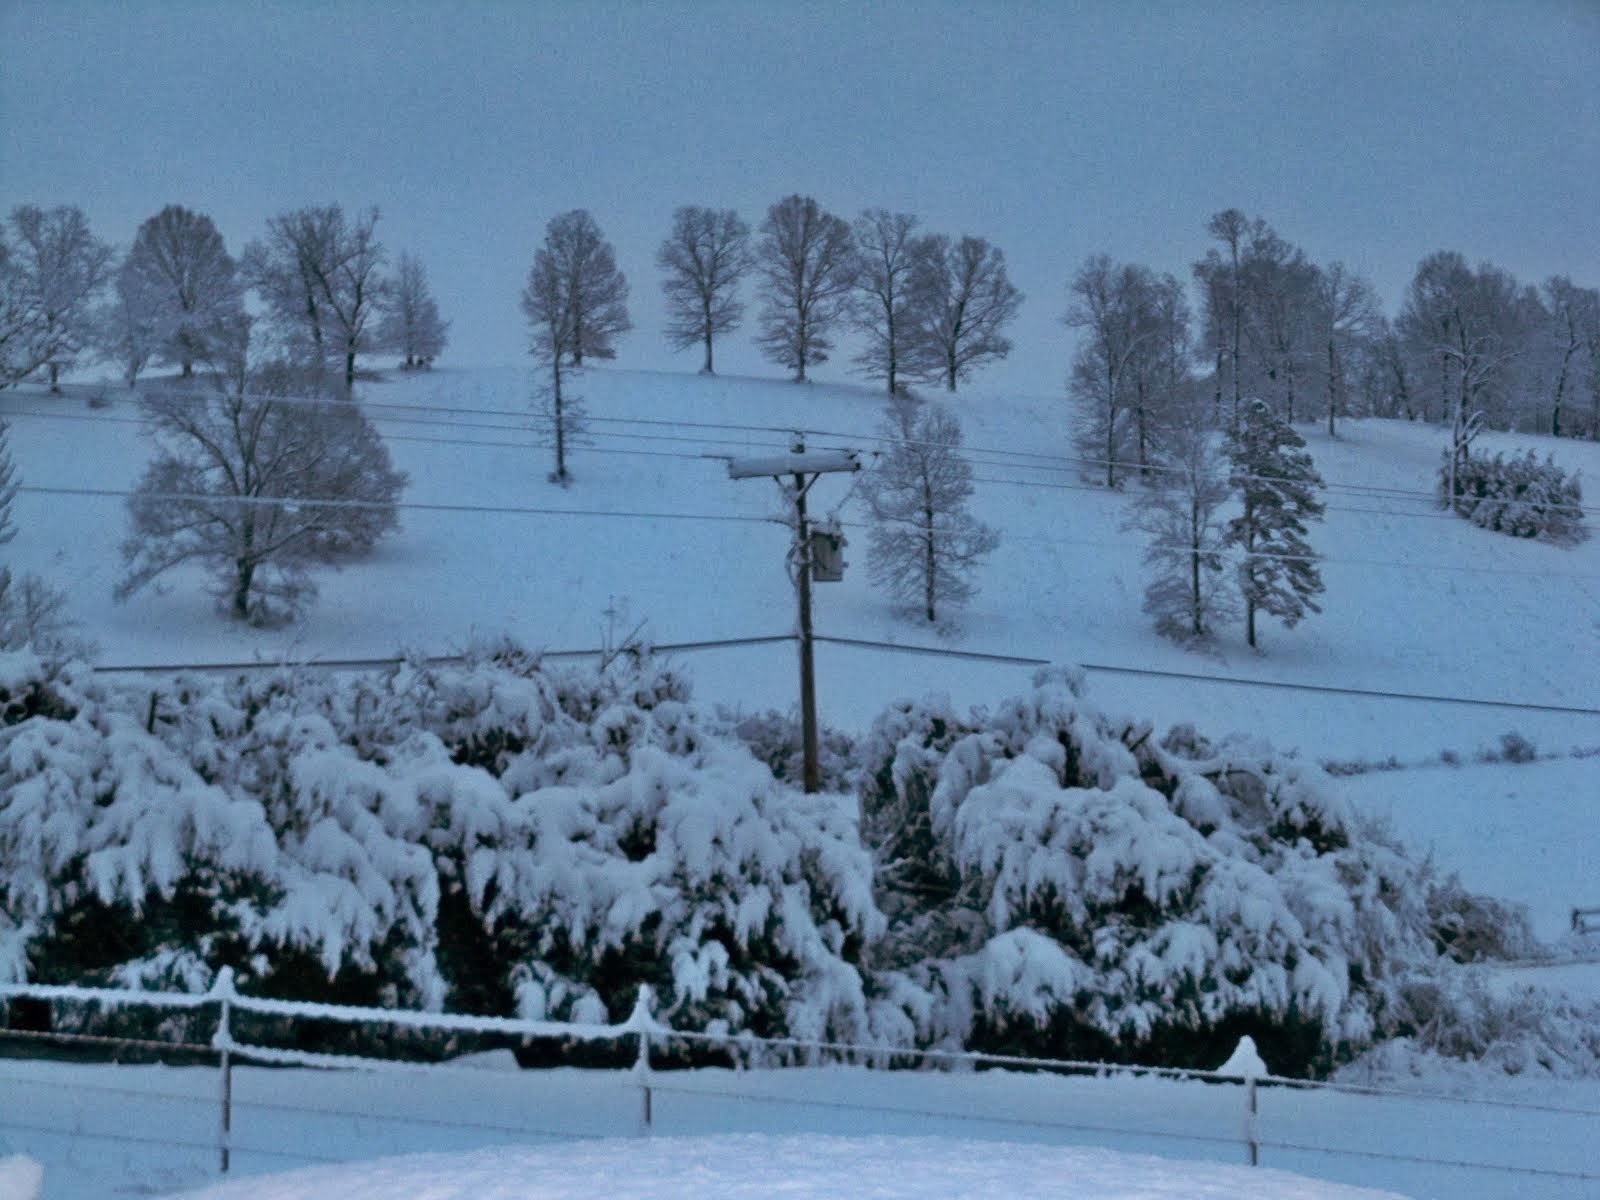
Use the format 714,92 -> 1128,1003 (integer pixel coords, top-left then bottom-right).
861,391 -> 999,625
1224,399 -> 1326,648
857,669 -> 1443,1074
1128,417 -> 1235,643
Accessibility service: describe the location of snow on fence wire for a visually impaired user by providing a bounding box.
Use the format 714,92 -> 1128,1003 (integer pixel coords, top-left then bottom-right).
3,975 -> 1599,1192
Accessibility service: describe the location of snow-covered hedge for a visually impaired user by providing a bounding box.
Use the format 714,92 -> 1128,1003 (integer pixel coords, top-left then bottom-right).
0,651 -> 1553,1077
0,646 -> 886,1051
858,669 -> 1444,1075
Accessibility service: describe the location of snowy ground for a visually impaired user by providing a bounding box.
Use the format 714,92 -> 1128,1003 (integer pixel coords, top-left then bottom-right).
4,1052 -> 1598,1200
3,366 -> 1599,1197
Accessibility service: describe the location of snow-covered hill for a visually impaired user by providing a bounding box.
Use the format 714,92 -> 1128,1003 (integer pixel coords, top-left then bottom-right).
4,366 -> 1598,938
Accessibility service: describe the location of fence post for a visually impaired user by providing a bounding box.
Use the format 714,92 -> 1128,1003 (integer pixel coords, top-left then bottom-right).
1215,1034 -> 1266,1168
211,967 -> 236,1174
628,985 -> 655,1135
1245,1075 -> 1259,1167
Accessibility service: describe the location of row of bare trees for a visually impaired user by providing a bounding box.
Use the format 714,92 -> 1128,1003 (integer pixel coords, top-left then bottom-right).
516,196 -> 1023,414
1067,210 -> 1600,496
0,203 -> 449,395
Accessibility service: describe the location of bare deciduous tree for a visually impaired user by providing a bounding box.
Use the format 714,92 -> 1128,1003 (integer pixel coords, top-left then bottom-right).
123,205 -> 247,378
0,233 -> 49,389
521,211 -> 627,483
244,204 -> 391,393
99,257 -> 163,387
907,234 -> 1021,392
6,205 -> 113,391
861,391 -> 999,624
754,195 -> 855,382
1066,256 -> 1187,488
378,251 -> 449,370
657,205 -> 749,374
542,210 -> 630,368
851,209 -> 928,396
1312,262 -> 1382,437
116,368 -> 407,624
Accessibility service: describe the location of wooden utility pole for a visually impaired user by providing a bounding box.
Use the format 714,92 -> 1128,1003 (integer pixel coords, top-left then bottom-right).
727,441 -> 859,793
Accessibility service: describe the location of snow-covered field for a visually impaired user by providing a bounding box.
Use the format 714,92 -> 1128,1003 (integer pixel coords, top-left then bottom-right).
3,365 -> 1599,1197
5,366 -> 1597,932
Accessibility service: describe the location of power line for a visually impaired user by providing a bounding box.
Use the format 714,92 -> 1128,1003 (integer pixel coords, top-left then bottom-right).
79,633 -> 1600,718
21,479 -> 1597,583
812,635 -> 1600,717
13,390 -> 1597,517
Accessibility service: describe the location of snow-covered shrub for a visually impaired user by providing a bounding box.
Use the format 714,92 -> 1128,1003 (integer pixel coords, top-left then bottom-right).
1441,448 -> 1587,543
858,668 -> 1441,1076
0,653 -> 279,1049
722,706 -> 858,794
1375,967 -> 1600,1078
0,644 -> 888,1055
1425,875 -> 1539,964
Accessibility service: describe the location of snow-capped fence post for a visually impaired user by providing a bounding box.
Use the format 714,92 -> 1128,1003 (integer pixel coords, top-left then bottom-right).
210,967 -> 237,1174
1216,1035 -> 1267,1167
628,985 -> 655,1135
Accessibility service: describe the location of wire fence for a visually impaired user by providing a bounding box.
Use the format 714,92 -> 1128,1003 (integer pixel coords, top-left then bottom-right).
2,976 -> 1597,1195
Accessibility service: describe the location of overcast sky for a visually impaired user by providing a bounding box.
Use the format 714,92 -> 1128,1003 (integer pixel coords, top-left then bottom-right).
3,0 -> 1597,397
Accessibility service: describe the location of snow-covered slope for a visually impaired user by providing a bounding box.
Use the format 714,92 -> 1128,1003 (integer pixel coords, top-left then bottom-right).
4,366 -> 1598,940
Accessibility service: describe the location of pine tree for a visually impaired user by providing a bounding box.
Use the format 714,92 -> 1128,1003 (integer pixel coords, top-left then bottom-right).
862,391 -> 999,624
1224,399 -> 1326,648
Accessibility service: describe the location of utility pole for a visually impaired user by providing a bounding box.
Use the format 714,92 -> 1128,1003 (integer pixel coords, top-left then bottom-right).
727,440 -> 859,793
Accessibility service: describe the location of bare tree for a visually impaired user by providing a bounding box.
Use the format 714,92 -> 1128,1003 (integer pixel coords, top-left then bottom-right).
378,251 -> 449,370
98,257 -> 163,387
542,210 -> 630,368
754,194 -> 855,381
1398,251 -> 1527,500
1127,416 -> 1234,643
851,209 -> 928,395
907,234 -> 1021,392
6,205 -> 113,391
1066,256 -> 1174,488
1312,262 -> 1382,436
657,205 -> 749,374
0,232 -> 50,389
123,205 -> 247,378
1536,276 -> 1599,439
861,390 -> 999,624
244,204 -> 390,393
1194,208 -> 1248,425
116,368 -> 407,624
241,206 -> 342,367
521,212 -> 626,483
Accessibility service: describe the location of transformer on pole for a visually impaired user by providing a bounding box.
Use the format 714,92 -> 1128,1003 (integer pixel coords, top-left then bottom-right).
726,440 -> 860,793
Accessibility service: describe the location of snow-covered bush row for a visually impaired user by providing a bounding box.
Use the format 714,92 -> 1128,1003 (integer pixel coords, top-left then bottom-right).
0,645 -> 885,1050
0,649 -> 1563,1077
1441,447 -> 1587,543
856,668 -> 1490,1075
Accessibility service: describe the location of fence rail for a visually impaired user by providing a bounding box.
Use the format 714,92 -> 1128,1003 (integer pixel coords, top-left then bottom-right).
3,975 -> 1597,1192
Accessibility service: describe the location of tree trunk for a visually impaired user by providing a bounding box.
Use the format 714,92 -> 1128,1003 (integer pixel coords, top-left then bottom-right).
1327,338 -> 1338,437
1189,494 -> 1203,636
701,296 -> 715,374
923,498 -> 937,623
553,361 -> 568,484
232,560 -> 254,620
